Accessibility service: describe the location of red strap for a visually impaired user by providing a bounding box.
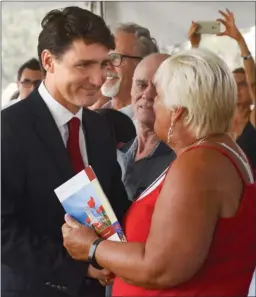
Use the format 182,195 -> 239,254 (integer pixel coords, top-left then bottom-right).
182,144 -> 249,184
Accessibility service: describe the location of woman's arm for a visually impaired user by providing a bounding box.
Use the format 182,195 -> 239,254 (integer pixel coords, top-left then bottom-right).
217,9 -> 256,126
238,36 -> 255,90
188,21 -> 201,48
94,149 -> 222,289
236,34 -> 255,126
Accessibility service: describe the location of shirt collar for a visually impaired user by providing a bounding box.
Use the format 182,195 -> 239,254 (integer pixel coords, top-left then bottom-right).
38,81 -> 83,128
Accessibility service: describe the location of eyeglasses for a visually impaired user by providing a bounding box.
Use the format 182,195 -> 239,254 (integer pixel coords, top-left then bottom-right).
20,79 -> 42,88
109,53 -> 142,67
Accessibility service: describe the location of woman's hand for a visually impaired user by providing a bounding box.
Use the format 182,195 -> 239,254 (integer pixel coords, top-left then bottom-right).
87,265 -> 115,286
188,21 -> 201,48
62,214 -> 98,261
217,9 -> 242,41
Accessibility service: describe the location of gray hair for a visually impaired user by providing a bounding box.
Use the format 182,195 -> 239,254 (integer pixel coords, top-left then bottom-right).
115,23 -> 159,57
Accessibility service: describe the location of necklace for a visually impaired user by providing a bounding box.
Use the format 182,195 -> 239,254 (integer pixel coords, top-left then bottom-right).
179,133 -> 226,154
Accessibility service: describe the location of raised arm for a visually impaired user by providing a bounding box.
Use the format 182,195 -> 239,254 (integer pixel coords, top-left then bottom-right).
188,21 -> 201,48
217,9 -> 256,126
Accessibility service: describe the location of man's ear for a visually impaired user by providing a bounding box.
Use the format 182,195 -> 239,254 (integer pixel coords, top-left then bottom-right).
41,50 -> 55,73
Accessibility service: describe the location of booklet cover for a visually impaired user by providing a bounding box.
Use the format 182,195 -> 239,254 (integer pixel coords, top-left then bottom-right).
54,166 -> 126,242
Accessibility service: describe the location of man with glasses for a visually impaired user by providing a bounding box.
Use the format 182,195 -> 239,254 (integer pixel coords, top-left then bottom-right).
101,23 -> 158,121
17,58 -> 43,100
4,58 -> 43,108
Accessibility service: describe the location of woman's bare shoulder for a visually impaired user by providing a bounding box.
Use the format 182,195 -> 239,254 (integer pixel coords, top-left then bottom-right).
164,145 -> 242,195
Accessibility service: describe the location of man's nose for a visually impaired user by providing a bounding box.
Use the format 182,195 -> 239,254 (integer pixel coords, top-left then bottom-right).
29,85 -> 36,92
142,84 -> 156,101
90,68 -> 104,87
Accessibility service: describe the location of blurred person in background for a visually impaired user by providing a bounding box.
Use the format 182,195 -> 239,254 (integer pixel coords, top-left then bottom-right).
188,9 -> 256,169
62,48 -> 256,297
101,23 -> 159,120
3,58 -> 43,108
17,58 -> 44,100
118,53 -> 176,201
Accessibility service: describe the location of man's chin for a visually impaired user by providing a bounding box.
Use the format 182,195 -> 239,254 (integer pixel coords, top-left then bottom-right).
136,116 -> 155,128
101,79 -> 121,98
101,87 -> 119,98
73,96 -> 98,108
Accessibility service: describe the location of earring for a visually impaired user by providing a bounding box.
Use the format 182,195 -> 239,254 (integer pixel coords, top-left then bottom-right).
167,123 -> 174,143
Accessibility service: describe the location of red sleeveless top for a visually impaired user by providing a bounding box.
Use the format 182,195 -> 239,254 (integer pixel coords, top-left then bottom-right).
112,144 -> 256,297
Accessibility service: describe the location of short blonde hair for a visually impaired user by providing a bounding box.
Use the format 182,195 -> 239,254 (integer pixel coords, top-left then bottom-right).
154,48 -> 237,138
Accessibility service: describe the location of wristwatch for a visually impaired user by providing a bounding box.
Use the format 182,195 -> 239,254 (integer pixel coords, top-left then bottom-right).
242,53 -> 252,60
88,238 -> 105,270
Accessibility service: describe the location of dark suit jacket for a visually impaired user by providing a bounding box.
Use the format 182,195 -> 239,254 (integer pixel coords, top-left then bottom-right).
1,89 -> 130,297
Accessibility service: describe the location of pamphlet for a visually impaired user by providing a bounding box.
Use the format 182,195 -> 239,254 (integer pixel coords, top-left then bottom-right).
55,166 -> 126,242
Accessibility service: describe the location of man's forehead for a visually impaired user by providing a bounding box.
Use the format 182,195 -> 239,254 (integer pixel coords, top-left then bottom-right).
68,39 -> 109,60
113,31 -> 138,55
133,56 -> 162,80
21,68 -> 43,80
133,63 -> 154,81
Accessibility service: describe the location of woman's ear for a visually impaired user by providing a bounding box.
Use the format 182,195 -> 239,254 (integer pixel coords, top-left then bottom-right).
171,106 -> 186,124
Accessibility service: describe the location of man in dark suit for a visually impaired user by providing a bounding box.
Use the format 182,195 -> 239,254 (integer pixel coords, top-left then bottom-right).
1,6 -> 130,297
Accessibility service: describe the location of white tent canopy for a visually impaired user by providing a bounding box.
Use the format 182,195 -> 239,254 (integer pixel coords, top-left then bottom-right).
1,1 -> 255,103
103,1 -> 255,48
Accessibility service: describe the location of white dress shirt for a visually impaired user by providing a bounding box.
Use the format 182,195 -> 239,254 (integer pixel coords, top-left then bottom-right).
38,82 -> 88,167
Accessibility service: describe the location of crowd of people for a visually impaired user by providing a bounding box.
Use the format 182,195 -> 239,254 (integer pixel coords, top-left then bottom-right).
1,5 -> 256,297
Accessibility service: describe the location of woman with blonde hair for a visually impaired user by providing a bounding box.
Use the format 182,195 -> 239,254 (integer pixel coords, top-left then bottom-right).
62,48 -> 256,297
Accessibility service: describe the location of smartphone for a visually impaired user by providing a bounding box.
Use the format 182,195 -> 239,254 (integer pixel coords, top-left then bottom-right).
195,21 -> 221,34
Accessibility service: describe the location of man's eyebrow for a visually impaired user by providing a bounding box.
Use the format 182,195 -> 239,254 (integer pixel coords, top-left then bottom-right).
75,59 -> 103,65
101,58 -> 111,64
135,79 -> 147,84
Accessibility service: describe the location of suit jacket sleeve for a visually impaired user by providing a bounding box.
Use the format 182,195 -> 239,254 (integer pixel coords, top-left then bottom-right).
104,123 -> 132,223
1,114 -> 87,296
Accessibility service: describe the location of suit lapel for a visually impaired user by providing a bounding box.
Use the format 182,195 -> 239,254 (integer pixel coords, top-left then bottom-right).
26,90 -> 74,182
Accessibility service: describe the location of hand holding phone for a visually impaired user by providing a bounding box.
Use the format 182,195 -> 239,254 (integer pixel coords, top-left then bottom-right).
188,21 -> 201,47
216,9 -> 242,41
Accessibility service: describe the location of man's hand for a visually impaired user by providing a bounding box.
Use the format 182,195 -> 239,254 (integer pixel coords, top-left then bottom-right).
188,21 -> 201,48
87,265 -> 115,286
216,9 -> 242,41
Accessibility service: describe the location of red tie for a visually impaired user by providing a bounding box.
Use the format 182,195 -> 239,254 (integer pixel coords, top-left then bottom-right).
67,117 -> 85,174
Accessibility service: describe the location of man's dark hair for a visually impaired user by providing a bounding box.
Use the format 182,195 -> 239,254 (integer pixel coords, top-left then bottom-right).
232,67 -> 245,74
17,58 -> 41,81
37,6 -> 115,73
